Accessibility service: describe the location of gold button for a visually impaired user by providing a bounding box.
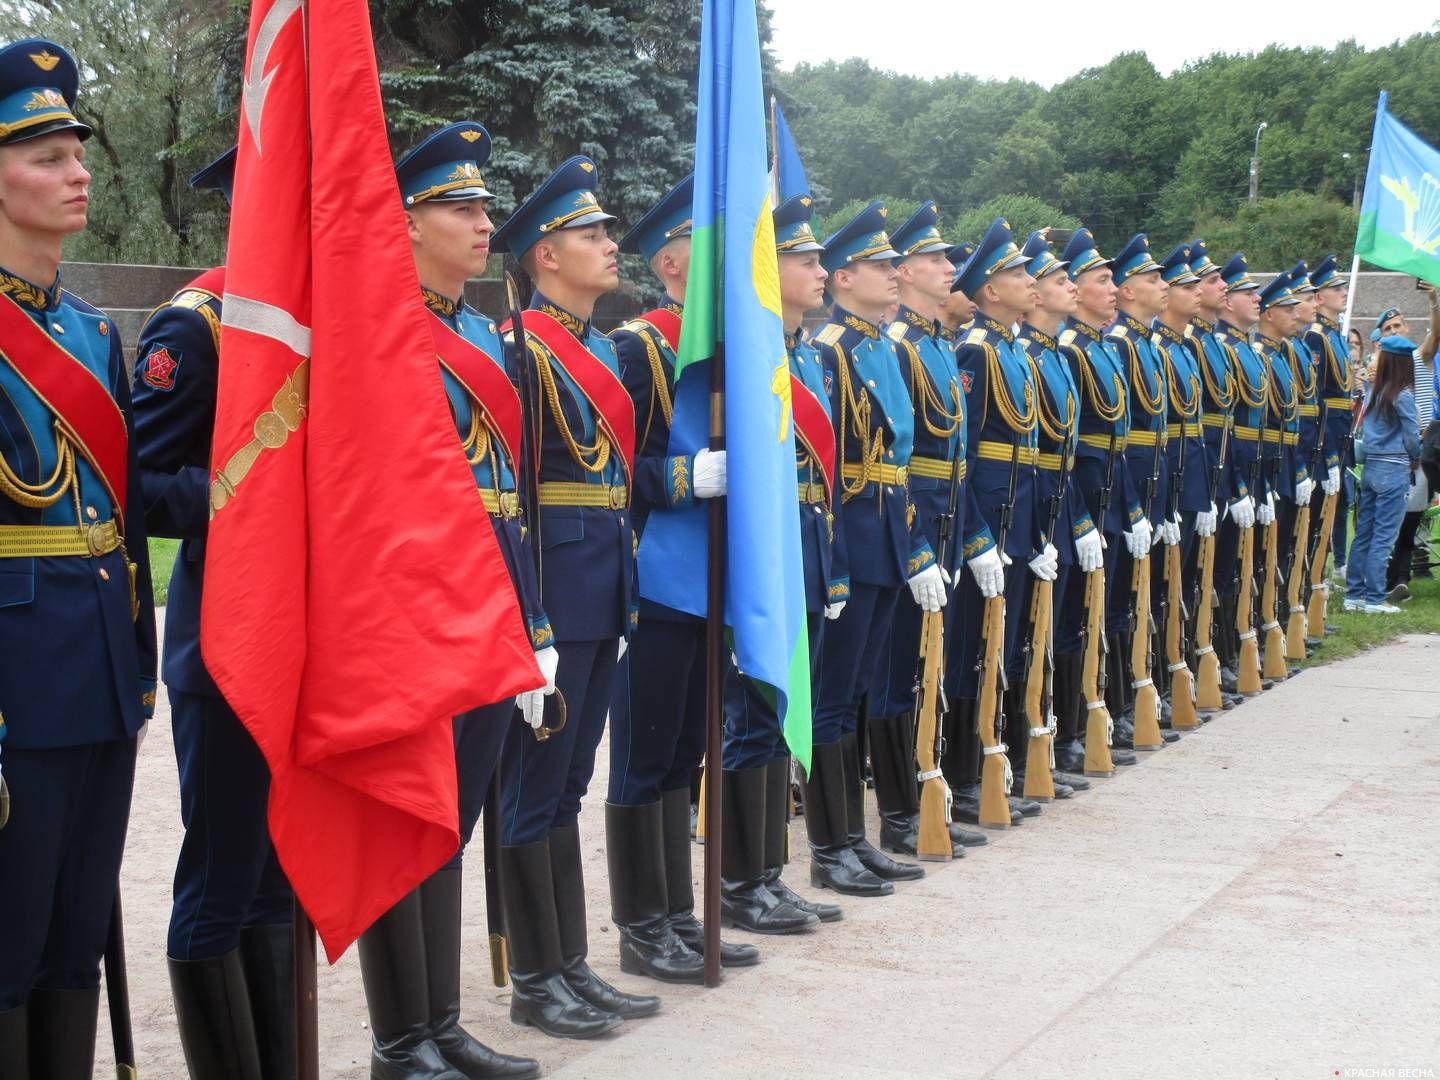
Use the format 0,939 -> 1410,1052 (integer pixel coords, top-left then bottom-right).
887,450 -> 896,459
86,506 -> 98,521
887,416 -> 895,424
868,379 -> 877,388
99,568 -> 110,581
54,324 -> 65,335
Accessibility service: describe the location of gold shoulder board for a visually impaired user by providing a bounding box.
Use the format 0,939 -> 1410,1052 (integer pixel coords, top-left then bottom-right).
172,289 -> 215,310
813,323 -> 844,346
885,321 -> 907,341
964,327 -> 988,346
1058,328 -> 1078,347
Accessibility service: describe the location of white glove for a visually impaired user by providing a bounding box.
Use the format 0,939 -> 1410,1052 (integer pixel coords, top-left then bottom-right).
908,562 -> 947,612
617,636 -> 627,662
1322,465 -> 1340,496
967,547 -> 1005,598
1228,494 -> 1255,529
824,600 -> 846,621
517,646 -> 560,729
693,448 -> 726,499
1161,515 -> 1182,546
1295,477 -> 1315,506
1074,528 -> 1104,573
1028,543 -> 1058,581
1257,492 -> 1275,526
1195,502 -> 1217,538
1124,518 -> 1152,557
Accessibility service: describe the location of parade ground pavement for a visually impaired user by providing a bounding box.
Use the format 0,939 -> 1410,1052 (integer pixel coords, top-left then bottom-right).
98,622 -> 1440,1079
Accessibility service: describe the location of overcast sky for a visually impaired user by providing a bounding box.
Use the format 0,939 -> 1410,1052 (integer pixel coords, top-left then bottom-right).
768,1 -> 1438,86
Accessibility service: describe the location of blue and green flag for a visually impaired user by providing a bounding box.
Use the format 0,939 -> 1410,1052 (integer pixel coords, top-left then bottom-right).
1357,91 -> 1440,287
635,0 -> 812,771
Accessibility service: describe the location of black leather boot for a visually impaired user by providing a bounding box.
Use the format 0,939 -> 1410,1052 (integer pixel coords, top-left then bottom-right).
760,756 -> 842,922
841,732 -> 924,881
168,950 -> 264,1079
420,868 -> 541,1077
238,921 -> 296,1080
358,890 -> 468,1077
949,783 -> 1024,826
868,714 -> 918,855
551,822 -> 662,1017
659,786 -> 759,966
800,740 -> 893,897
720,765 -> 818,934
501,839 -> 620,1041
605,801 -> 704,983
29,987 -> 99,1080
0,1001 -> 27,1078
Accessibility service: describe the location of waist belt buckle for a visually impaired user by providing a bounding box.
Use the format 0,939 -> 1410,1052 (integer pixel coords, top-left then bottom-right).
894,465 -> 909,485
499,491 -> 520,519
608,486 -> 628,511
85,521 -> 111,558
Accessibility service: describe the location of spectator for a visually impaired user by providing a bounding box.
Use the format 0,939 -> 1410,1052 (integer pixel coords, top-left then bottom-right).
1346,336 -> 1422,613
1332,326 -> 1367,581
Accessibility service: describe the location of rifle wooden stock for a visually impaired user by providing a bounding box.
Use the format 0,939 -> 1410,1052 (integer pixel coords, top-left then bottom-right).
694,765 -> 707,843
976,595 -> 1011,828
1130,553 -> 1164,750
1081,568 -> 1115,777
1261,518 -> 1288,679
1236,524 -> 1263,694
1022,579 -> 1056,800
1285,502 -> 1311,660
1164,540 -> 1198,729
915,608 -> 952,860
1193,534 -> 1224,711
1308,490 -> 1339,639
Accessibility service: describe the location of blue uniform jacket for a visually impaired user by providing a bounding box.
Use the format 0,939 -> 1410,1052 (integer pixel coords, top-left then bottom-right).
1188,317 -> 1240,506
1289,332 -> 1326,480
0,269 -> 155,748
812,306 -> 934,589
1154,321 -> 1211,515
1214,321 -> 1269,502
954,314 -> 1043,560
788,329 -> 842,612
1019,324 -> 1094,564
1058,318 -> 1141,534
1256,335 -> 1307,501
1305,315 -> 1354,470
509,294 -> 635,643
887,306 -> 993,575
1107,313 -> 1170,523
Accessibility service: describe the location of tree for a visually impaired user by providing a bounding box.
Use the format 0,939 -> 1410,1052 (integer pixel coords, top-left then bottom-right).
949,196 -> 1080,247
1190,191 -> 1357,271
816,195 -> 921,245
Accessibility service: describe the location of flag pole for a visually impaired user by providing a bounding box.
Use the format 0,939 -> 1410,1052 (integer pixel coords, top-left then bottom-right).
1343,253 -> 1362,335
294,901 -> 319,1080
703,342 -> 727,988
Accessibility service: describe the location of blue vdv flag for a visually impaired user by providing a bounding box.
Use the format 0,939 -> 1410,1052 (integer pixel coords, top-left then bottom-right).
769,97 -> 810,205
1357,90 -> 1440,287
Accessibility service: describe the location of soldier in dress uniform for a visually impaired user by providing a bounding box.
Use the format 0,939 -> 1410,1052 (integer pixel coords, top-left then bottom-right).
132,146 -> 301,1080
1103,235 -> 1178,747
604,175 -> 768,975
0,38 -> 157,1076
488,157 -> 659,1039
1283,262 -> 1322,601
1015,229 -> 1101,793
720,192 -> 844,929
945,218 -> 1049,825
802,201 -> 935,895
1213,254 -> 1268,689
1304,256 -> 1352,555
1053,228 -> 1141,771
939,242 -> 977,341
869,201 -> 994,855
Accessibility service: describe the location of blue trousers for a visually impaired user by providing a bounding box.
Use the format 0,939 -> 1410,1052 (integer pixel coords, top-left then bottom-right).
723,613 -> 823,770
448,699 -> 513,869
0,738 -> 136,1008
814,584 -> 900,744
500,638 -> 615,845
168,691 -> 290,960
607,614 -> 706,805
1346,459 -> 1412,605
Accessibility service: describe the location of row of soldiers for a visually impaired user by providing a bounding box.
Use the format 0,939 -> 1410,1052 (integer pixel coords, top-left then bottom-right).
0,35 -> 1355,1080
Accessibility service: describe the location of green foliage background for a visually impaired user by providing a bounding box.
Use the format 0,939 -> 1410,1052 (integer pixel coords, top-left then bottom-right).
2,2 -> 1437,273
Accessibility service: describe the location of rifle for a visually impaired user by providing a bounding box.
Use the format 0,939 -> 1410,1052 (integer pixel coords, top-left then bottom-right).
1022,419 -> 1071,799
1194,384 -> 1233,713
911,392 -> 965,860
103,891 -> 137,1080
1081,428 -> 1119,777
1286,394 -> 1329,658
1260,365 -> 1288,681
1236,340 -> 1268,696
1130,406 -> 1166,752
1164,381 -> 1199,731
976,438 -> 1022,828
1308,398 -> 1357,637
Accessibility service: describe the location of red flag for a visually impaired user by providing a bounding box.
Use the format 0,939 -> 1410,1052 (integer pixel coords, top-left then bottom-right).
202,0 -> 540,962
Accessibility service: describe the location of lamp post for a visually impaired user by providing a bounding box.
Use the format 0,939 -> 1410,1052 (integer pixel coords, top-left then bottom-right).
1342,151 -> 1362,207
1248,121 -> 1268,205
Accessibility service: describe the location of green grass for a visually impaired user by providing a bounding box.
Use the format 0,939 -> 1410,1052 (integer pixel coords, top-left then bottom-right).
148,536 -> 179,606
1298,563 -> 1440,668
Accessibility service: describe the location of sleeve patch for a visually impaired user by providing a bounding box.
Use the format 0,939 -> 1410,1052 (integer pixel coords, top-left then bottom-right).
959,369 -> 974,394
140,346 -> 181,391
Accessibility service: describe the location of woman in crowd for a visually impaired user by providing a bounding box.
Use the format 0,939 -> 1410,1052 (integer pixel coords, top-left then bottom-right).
1332,326 -> 1366,581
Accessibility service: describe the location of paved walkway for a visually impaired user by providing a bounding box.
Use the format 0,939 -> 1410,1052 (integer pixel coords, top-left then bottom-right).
98,628 -> 1440,1078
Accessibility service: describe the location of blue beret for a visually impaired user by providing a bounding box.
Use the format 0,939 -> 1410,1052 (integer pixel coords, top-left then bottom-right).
1376,306 -> 1402,327
1258,272 -> 1299,312
1112,234 -> 1162,281
621,173 -> 693,260
1309,254 -> 1348,290
0,39 -> 89,145
189,145 -> 237,206
1379,334 -> 1417,353
395,122 -> 494,208
1188,239 -> 1221,277
820,201 -> 901,273
954,217 -> 1029,298
889,200 -> 949,261
1021,231 -> 1068,281
491,156 -> 616,259
774,193 -> 823,253
1061,228 -> 1111,279
1221,253 -> 1259,292
1160,244 -> 1199,286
